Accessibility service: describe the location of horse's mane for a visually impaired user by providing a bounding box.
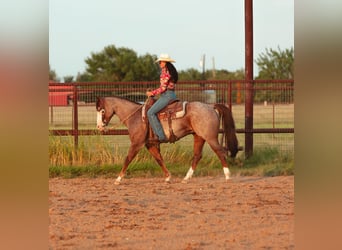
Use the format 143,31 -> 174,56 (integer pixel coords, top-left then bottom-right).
110,96 -> 143,105
96,96 -> 143,109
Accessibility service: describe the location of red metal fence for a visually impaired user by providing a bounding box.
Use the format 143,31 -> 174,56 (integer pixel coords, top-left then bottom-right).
49,80 -> 294,153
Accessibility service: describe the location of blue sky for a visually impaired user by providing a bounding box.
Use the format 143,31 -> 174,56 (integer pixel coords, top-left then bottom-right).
49,0 -> 294,79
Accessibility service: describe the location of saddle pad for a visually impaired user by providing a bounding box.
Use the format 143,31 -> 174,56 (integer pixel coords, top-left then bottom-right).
158,101 -> 188,120
142,101 -> 188,121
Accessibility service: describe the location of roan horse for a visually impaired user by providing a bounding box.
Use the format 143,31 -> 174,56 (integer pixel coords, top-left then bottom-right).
96,96 -> 239,184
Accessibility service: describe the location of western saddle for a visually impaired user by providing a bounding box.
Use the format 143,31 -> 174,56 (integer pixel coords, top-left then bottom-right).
143,97 -> 187,143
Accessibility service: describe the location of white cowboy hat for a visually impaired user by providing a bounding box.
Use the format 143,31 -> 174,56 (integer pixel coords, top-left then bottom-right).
155,53 -> 176,63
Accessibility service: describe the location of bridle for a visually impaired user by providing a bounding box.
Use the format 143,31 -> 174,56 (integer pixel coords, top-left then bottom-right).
99,105 -> 143,130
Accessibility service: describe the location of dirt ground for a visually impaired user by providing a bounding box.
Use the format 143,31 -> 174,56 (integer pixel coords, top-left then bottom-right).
49,175 -> 294,249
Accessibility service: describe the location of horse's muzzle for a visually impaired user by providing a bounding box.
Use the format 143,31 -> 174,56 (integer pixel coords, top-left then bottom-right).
97,124 -> 106,131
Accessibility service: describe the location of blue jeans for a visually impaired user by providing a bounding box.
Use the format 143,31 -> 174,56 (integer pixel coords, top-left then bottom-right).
147,90 -> 177,140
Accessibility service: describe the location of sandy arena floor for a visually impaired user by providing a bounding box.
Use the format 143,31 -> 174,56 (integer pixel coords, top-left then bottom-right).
49,175 -> 294,249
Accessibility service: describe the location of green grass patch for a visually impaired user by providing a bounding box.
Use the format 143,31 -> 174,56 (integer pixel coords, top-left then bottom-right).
49,134 -> 293,178
49,164 -> 119,178
234,147 -> 294,176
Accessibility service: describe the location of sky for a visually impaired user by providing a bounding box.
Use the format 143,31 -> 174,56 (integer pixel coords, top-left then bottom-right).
49,0 -> 294,79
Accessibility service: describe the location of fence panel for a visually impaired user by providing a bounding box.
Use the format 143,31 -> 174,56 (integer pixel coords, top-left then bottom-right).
49,80 -> 294,154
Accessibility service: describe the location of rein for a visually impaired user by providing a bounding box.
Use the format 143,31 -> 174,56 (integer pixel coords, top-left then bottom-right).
107,105 -> 143,129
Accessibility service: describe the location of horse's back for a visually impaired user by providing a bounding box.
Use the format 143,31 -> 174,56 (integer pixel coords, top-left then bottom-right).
187,101 -> 218,117
185,102 -> 220,134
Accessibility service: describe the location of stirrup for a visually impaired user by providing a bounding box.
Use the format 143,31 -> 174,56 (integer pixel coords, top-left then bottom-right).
147,137 -> 168,144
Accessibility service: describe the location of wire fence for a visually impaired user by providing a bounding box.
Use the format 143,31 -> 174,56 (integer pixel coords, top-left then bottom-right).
49,79 -> 294,154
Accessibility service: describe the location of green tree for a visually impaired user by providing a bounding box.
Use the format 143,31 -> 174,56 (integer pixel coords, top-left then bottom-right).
210,69 -> 245,80
49,65 -> 59,81
84,45 -> 159,82
178,68 -> 244,81
255,47 -> 294,103
63,76 -> 74,83
133,53 -> 159,81
76,72 -> 93,82
255,46 -> 294,79
178,68 -> 203,80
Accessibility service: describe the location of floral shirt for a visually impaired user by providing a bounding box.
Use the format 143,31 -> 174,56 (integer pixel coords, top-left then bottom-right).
151,67 -> 175,95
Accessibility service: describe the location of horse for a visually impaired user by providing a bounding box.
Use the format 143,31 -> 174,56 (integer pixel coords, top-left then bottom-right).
96,96 -> 239,184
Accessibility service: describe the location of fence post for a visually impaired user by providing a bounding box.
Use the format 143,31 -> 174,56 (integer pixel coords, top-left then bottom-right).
50,105 -> 53,124
245,0 -> 254,157
73,84 -> 79,148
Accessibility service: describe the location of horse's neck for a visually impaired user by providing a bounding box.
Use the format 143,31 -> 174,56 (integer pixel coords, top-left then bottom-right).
112,98 -> 141,123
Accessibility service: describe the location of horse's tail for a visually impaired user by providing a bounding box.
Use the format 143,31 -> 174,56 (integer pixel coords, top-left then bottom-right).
214,104 -> 239,158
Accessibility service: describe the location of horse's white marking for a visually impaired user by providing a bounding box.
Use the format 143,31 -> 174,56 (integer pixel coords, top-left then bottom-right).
183,167 -> 194,181
165,175 -> 171,183
223,167 -> 230,180
114,176 -> 122,185
97,110 -> 105,129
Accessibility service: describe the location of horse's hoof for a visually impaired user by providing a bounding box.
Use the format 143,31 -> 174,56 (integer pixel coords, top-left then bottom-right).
181,179 -> 189,184
114,176 -> 122,185
165,176 -> 171,183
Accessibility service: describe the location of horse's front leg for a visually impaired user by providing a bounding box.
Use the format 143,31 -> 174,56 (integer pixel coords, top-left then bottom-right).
182,135 -> 205,183
145,143 -> 171,183
115,143 -> 142,185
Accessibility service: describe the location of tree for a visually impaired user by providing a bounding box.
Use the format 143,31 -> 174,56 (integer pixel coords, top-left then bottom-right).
178,68 -> 203,80
49,65 -> 59,82
84,45 -> 159,82
255,46 -> 294,79
132,53 -> 159,81
254,47 -> 294,103
76,72 -> 93,82
178,68 -> 244,81
63,76 -> 74,83
209,69 -> 245,80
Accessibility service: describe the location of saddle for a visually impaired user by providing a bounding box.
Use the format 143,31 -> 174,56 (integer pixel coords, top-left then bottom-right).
143,97 -> 188,143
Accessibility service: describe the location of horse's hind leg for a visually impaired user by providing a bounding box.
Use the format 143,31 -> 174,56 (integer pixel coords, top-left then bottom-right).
145,144 -> 171,182
206,139 -> 231,181
182,135 -> 205,183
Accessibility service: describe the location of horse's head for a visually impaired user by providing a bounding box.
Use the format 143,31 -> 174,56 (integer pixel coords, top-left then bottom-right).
96,97 -> 115,131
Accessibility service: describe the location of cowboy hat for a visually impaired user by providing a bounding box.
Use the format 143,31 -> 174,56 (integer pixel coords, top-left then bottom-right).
155,53 -> 176,63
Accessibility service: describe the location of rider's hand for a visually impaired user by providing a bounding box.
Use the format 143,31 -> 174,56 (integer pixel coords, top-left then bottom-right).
146,91 -> 154,97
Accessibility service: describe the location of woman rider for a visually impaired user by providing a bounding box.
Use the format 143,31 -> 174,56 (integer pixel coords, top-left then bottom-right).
146,54 -> 178,143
